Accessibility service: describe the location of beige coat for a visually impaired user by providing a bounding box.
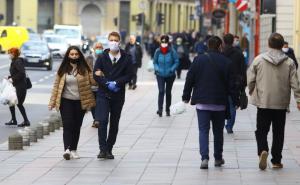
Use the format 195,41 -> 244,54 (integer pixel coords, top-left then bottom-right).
49,70 -> 96,111
247,49 -> 300,109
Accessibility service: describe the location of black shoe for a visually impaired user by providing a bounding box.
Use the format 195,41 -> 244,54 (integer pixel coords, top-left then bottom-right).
132,85 -> 137,90
226,127 -> 233,134
5,120 -> 17,126
18,121 -> 30,127
128,85 -> 132,90
97,150 -> 106,159
156,110 -> 162,117
106,151 -> 114,159
166,111 -> 170,117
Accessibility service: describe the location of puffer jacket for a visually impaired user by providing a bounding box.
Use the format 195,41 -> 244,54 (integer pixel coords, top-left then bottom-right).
153,47 -> 179,77
49,71 -> 96,111
247,48 -> 300,109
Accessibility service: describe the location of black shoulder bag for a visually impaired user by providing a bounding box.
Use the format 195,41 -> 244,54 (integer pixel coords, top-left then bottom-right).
204,52 -> 231,119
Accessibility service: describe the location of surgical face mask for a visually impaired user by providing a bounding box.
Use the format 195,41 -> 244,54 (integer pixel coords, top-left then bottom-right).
108,41 -> 120,51
95,49 -> 103,55
233,40 -> 240,46
161,43 -> 168,48
282,48 -> 289,53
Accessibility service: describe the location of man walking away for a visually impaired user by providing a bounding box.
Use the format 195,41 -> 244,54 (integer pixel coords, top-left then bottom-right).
125,35 -> 143,90
182,36 -> 238,169
94,31 -> 133,160
223,33 -> 247,134
248,33 -> 300,170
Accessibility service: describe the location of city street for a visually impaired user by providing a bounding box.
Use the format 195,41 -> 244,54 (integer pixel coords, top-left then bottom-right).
0,54 -> 299,184
0,54 -> 61,143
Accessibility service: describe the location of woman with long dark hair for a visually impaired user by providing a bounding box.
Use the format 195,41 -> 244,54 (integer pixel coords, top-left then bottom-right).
49,46 -> 96,160
5,47 -> 30,127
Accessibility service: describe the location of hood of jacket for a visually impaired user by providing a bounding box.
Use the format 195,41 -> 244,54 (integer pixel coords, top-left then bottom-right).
262,48 -> 288,66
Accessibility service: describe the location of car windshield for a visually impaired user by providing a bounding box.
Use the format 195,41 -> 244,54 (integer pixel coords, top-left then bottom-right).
22,42 -> 48,52
45,37 -> 64,44
55,29 -> 80,39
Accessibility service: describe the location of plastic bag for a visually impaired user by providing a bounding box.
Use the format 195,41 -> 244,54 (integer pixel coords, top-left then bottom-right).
147,59 -> 154,72
170,101 -> 186,115
0,79 -> 18,106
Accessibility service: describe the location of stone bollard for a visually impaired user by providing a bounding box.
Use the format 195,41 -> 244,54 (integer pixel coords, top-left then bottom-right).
8,133 -> 23,150
36,124 -> 44,139
40,121 -> 49,136
18,129 -> 30,146
48,120 -> 55,133
25,127 -> 37,143
49,112 -> 62,128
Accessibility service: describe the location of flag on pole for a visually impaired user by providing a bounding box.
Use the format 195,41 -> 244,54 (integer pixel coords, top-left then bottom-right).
235,0 -> 248,12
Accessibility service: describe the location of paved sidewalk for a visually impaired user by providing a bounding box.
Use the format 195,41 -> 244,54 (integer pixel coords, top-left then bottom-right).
0,59 -> 300,185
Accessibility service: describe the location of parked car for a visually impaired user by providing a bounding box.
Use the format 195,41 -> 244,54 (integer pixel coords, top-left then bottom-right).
0,26 -> 29,53
43,35 -> 68,58
21,41 -> 53,71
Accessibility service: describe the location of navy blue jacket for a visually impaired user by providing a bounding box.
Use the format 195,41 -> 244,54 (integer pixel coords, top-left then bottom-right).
182,50 -> 238,106
93,49 -> 133,100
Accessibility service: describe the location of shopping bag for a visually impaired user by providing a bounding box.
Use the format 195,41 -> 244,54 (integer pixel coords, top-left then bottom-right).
170,101 -> 186,115
0,79 -> 18,106
147,59 -> 154,72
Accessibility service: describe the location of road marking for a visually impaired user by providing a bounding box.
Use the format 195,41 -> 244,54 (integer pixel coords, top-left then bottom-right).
0,64 -> 9,69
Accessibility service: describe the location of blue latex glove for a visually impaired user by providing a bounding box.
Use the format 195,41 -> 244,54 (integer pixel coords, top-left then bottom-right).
106,81 -> 120,92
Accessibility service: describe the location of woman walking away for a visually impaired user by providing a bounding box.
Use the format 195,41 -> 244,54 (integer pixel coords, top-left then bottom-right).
153,35 -> 179,117
5,48 -> 30,127
49,46 -> 96,160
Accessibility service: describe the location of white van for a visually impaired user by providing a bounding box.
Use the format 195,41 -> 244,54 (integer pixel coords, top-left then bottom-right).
53,24 -> 82,47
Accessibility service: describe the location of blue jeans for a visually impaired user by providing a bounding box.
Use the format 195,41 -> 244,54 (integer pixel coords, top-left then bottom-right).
196,109 -> 225,161
156,75 -> 176,112
95,95 -> 124,152
226,96 -> 236,130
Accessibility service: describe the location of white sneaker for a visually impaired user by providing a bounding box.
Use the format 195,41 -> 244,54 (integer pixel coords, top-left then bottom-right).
63,149 -> 71,160
70,150 -> 80,159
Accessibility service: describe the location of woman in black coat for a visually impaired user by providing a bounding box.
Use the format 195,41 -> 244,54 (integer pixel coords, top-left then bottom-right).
5,48 -> 30,127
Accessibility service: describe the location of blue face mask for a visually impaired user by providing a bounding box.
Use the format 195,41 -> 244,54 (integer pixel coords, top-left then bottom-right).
95,49 -> 103,55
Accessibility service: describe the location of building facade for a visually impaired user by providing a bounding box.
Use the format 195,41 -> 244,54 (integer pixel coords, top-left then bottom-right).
0,0 -> 197,38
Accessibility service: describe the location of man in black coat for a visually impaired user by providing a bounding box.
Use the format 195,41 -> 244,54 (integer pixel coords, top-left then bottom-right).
182,36 -> 238,169
282,41 -> 298,69
93,32 -> 133,159
223,33 -> 247,134
125,35 -> 143,90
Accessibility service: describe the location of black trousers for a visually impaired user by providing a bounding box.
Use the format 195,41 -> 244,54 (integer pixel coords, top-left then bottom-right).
9,87 -> 29,122
156,75 -> 176,112
95,96 -> 124,152
255,108 -> 286,164
60,98 -> 85,151
91,91 -> 97,120
129,65 -> 138,86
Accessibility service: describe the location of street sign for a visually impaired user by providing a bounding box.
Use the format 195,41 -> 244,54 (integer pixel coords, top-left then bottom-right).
212,9 -> 226,19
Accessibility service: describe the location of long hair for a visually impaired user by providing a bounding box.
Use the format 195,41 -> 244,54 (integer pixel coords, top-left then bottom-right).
57,46 -> 91,77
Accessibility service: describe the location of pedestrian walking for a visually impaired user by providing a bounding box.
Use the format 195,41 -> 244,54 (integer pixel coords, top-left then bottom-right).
223,33 -> 247,134
125,35 -> 143,90
86,42 -> 103,128
48,46 -> 96,160
4,47 -> 30,127
93,32 -> 133,160
153,35 -> 179,117
173,37 -> 191,79
182,36 -> 238,169
247,33 -> 300,170
282,41 -> 298,69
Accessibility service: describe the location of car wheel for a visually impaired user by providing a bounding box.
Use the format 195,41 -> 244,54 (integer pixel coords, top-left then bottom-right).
47,65 -> 52,71
0,45 -> 4,54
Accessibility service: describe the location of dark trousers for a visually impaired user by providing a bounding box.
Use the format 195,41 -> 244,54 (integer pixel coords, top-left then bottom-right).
60,98 -> 85,151
156,75 -> 176,112
176,67 -> 182,79
196,109 -> 225,161
9,87 -> 29,122
91,91 -> 97,120
255,108 -> 286,164
226,96 -> 236,130
129,65 -> 138,86
95,95 -> 124,152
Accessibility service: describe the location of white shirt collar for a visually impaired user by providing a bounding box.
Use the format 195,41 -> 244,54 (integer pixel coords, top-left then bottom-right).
109,51 -> 121,63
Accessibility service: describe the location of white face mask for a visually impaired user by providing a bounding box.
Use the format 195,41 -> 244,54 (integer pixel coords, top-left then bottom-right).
108,41 -> 120,52
282,48 -> 289,53
161,43 -> 168,48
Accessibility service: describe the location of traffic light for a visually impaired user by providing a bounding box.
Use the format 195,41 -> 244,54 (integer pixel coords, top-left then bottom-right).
157,13 -> 165,25
136,13 -> 144,26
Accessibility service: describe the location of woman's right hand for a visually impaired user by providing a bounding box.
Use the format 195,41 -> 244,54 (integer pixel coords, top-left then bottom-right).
48,105 -> 54,111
